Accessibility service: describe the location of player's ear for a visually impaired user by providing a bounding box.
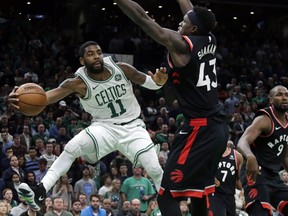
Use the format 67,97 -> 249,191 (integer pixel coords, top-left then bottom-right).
79,57 -> 84,66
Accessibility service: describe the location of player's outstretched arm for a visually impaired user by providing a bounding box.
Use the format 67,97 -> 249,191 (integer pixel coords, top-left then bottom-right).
117,62 -> 167,89
176,0 -> 193,15
113,0 -> 184,52
45,77 -> 85,105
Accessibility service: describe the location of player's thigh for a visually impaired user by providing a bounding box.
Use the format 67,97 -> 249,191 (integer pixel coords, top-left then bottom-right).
67,124 -> 117,158
118,126 -> 154,166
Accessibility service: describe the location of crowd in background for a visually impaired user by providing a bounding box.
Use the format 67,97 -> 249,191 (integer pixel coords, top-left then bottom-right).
0,4 -> 288,216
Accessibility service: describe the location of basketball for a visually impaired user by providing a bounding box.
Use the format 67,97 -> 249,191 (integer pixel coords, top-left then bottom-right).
16,83 -> 47,116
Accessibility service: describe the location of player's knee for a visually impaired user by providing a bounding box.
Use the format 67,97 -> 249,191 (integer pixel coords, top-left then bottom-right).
146,164 -> 163,180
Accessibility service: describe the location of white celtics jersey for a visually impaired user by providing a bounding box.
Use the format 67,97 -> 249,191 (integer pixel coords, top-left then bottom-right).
75,56 -> 141,124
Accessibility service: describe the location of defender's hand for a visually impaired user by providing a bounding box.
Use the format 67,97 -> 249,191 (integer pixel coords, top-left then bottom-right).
148,67 -> 168,86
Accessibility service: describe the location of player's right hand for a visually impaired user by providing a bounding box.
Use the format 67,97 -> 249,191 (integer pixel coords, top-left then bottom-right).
246,155 -> 260,184
7,86 -> 20,110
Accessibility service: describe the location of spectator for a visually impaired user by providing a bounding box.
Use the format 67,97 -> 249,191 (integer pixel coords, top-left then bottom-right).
126,199 -> 146,216
30,117 -> 49,137
18,156 -> 26,172
119,164 -> 129,184
74,166 -> 97,205
40,141 -> 58,169
19,125 -> 32,151
53,101 -> 68,121
145,199 -> 158,216
71,200 -> 81,216
105,178 -> 122,215
2,188 -> 18,209
110,152 -> 133,177
102,198 -> 114,216
0,200 -> 13,216
179,200 -> 191,216
23,69 -> 38,83
155,124 -> 168,144
279,170 -> 288,186
225,90 -> 240,118
0,132 -> 13,158
109,166 -> 120,181
43,111 -> 55,130
56,126 -> 70,145
11,133 -> 27,158
76,112 -> 90,129
157,155 -> 166,170
24,171 -> 37,187
10,199 -> 29,216
34,158 -> 48,183
44,196 -> 73,216
52,174 -> 74,211
48,117 -> 62,140
35,138 -> 46,156
70,200 -> 81,216
117,201 -> 131,216
158,142 -> 169,162
98,174 -> 113,203
77,194 -> 88,211
24,147 -> 39,172
32,125 -> 50,146
121,167 -> 156,213
40,197 -> 53,214
80,194 -> 105,216
5,172 -> 22,203
2,155 -> 25,185
0,148 -> 14,175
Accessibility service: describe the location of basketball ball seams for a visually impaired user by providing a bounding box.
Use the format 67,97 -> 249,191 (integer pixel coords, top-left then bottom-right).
16,83 -> 47,116
17,101 -> 46,107
17,92 -> 47,96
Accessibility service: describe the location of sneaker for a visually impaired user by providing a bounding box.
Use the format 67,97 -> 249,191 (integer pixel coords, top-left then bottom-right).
18,182 -> 46,211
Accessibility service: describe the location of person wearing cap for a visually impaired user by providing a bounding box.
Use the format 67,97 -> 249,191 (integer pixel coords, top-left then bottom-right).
113,0 -> 229,215
53,100 -> 67,121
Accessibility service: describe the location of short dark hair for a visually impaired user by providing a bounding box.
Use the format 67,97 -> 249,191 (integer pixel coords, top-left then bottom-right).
79,41 -> 99,57
194,6 -> 217,33
38,158 -> 48,165
90,194 -> 100,202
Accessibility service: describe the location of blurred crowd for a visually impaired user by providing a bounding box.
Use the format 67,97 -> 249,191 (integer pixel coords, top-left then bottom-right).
0,4 -> 288,216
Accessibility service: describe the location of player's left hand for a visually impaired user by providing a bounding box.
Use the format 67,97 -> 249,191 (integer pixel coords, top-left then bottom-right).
7,86 -> 20,110
148,67 -> 168,86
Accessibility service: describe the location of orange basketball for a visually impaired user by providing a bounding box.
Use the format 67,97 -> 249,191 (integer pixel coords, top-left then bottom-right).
16,83 -> 47,116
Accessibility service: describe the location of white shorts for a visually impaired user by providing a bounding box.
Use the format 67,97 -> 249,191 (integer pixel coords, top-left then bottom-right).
67,118 -> 154,166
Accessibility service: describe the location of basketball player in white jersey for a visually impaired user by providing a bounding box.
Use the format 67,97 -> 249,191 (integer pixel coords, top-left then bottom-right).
8,41 -> 167,210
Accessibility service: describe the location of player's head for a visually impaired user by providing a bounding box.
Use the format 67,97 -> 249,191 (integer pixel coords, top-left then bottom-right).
181,6 -> 217,35
79,41 -> 104,74
269,85 -> 288,113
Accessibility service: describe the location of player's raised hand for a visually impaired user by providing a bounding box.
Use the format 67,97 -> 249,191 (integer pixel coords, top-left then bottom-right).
148,67 -> 168,86
7,86 -> 20,110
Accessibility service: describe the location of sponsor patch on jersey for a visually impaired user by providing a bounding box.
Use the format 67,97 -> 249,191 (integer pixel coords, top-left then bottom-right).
115,74 -> 122,81
229,154 -> 235,160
